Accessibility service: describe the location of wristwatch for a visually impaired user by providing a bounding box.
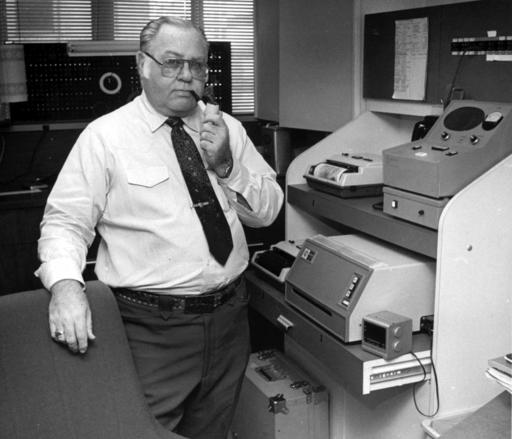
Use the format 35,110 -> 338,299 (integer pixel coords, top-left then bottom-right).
217,157 -> 233,179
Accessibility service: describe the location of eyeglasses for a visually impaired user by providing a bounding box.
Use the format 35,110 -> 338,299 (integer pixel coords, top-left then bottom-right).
142,51 -> 208,80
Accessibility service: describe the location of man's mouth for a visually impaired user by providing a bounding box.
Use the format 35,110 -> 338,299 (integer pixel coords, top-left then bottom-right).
173,90 -> 200,101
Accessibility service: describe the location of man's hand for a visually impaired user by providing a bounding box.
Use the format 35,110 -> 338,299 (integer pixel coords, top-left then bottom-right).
49,279 -> 95,354
200,103 -> 233,178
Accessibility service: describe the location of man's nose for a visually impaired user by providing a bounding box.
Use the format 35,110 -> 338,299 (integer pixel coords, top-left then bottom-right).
177,61 -> 193,80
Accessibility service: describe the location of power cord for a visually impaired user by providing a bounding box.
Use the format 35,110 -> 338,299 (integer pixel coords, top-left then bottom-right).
410,318 -> 440,418
410,350 -> 439,417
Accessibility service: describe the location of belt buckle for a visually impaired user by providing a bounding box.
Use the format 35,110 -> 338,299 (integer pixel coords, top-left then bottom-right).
158,296 -> 184,312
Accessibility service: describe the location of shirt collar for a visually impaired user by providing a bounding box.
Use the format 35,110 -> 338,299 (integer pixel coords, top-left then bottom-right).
139,91 -> 204,133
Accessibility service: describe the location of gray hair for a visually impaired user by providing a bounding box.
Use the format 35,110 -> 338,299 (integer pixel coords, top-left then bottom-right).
139,16 -> 209,53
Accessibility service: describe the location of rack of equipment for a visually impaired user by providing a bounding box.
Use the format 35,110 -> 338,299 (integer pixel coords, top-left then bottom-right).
383,100 -> 512,229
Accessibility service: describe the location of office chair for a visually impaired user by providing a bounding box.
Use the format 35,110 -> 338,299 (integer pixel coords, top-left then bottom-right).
0,281 -> 185,439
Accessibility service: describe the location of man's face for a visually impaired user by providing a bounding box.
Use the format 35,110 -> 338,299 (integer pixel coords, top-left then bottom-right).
138,24 -> 208,117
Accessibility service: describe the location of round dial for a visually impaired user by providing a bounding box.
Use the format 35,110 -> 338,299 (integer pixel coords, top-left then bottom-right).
99,72 -> 122,95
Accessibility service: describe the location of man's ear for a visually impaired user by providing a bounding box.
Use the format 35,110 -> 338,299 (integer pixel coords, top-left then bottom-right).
136,51 -> 150,79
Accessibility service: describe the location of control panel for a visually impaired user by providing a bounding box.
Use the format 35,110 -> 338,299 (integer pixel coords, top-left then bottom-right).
383,100 -> 512,199
9,42 -> 232,123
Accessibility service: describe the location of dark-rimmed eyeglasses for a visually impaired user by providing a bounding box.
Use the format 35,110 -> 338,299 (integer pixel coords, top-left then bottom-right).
142,51 -> 208,80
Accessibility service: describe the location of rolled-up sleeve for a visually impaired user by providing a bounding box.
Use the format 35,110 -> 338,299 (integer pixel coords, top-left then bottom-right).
218,117 -> 284,228
36,127 -> 109,290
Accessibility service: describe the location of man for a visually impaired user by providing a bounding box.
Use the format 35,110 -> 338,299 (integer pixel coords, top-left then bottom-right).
36,16 -> 283,439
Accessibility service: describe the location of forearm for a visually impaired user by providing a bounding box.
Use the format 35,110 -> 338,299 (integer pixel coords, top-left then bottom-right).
211,115 -> 284,227
220,161 -> 284,227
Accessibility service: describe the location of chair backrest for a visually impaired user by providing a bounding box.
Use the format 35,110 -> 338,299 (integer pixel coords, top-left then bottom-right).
0,280 -> 185,439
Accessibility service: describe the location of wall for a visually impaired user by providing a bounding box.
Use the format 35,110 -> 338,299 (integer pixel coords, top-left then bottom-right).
254,0 -> 354,132
279,0 -> 354,132
354,0 -> 481,116
254,0 -> 279,122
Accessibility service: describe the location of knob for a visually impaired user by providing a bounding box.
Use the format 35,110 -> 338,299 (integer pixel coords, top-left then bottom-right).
470,134 -> 480,144
393,341 -> 402,352
393,326 -> 402,337
441,131 -> 450,140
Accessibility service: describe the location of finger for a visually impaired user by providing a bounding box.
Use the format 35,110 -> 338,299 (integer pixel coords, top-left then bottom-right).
202,114 -> 221,125
86,307 -> 95,341
200,132 -> 215,143
201,124 -> 217,134
50,320 -> 65,342
65,335 -> 79,353
202,118 -> 217,126
200,141 -> 217,155
63,321 -> 79,353
75,315 -> 89,354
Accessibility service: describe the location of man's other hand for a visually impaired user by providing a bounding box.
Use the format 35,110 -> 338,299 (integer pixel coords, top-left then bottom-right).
49,279 -> 95,354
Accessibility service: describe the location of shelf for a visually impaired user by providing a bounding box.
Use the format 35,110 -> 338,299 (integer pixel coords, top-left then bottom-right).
365,99 -> 443,117
246,270 -> 432,396
0,189 -> 49,210
287,184 -> 437,259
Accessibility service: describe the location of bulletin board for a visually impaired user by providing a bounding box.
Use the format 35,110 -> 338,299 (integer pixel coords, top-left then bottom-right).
363,0 -> 512,104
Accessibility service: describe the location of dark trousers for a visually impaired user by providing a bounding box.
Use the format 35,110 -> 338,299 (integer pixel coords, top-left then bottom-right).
115,280 -> 250,439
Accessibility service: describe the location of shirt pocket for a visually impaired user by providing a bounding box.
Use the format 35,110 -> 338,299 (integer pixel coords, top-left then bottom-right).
126,166 -> 169,187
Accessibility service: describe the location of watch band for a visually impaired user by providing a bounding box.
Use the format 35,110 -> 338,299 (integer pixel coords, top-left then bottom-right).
218,158 -> 233,179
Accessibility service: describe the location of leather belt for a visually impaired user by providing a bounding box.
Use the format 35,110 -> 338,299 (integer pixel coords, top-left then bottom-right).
111,277 -> 241,314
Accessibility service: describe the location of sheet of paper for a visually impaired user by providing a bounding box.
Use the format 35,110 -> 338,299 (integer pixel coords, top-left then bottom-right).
392,17 -> 428,101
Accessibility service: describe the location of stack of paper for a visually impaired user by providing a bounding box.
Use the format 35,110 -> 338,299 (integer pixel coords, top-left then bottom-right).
486,355 -> 512,394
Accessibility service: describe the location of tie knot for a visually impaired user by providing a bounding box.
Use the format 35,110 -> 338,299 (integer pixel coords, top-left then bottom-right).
166,117 -> 183,128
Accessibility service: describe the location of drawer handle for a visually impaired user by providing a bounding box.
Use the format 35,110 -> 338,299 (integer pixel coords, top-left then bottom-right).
277,315 -> 294,332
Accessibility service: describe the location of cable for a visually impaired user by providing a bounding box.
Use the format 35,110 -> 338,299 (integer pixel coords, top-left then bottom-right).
410,350 -> 440,417
0,125 -> 49,186
443,51 -> 467,109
